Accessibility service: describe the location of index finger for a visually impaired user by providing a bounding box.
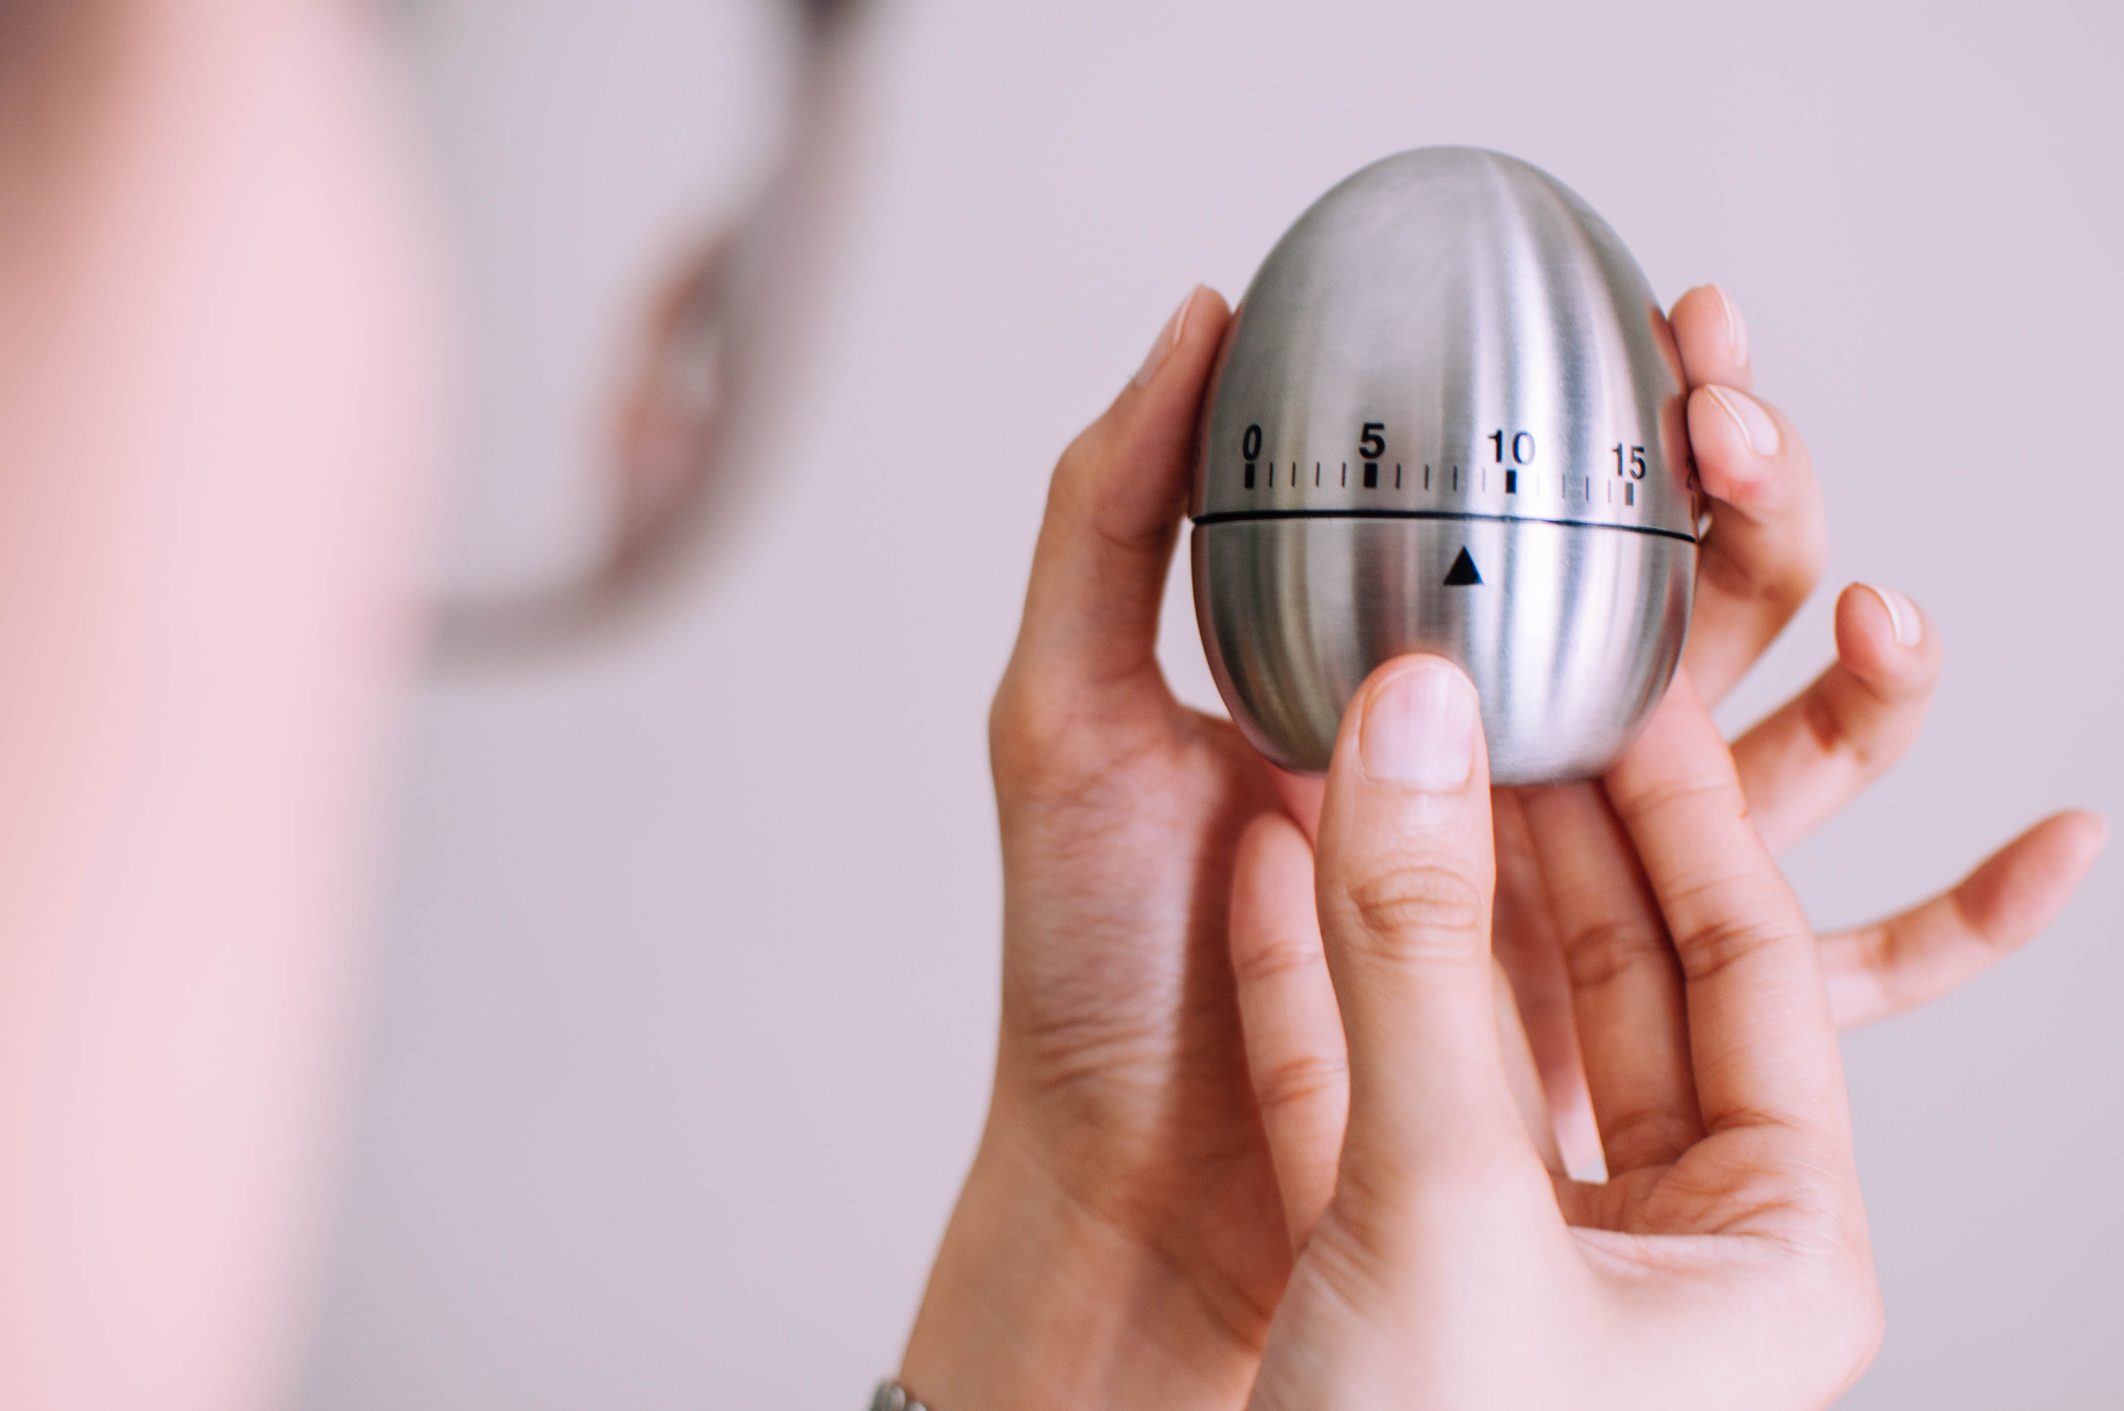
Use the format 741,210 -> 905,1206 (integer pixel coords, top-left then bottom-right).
1602,674 -> 1850,1147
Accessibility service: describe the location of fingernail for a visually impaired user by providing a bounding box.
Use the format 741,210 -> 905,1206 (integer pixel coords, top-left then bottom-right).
1712,283 -> 1749,368
1860,583 -> 1923,649
1705,385 -> 1781,457
1360,660 -> 1477,789
1134,286 -> 1199,388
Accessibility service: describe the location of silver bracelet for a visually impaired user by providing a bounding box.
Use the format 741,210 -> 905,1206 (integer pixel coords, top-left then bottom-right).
870,1380 -> 931,1411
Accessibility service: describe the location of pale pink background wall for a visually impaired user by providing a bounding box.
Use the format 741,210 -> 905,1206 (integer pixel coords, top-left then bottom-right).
304,1 -> 2122,1406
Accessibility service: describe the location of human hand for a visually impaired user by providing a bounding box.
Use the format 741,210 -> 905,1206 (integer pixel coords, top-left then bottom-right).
1269,284 -> 2104,1172
898,284 -> 2097,1410
1242,659 -> 1881,1410
899,288 -> 1286,1411
1503,286 -> 2103,1166
897,282 -> 2098,1410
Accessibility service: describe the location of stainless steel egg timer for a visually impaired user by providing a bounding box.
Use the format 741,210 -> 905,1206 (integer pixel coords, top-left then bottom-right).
1191,147 -> 1697,784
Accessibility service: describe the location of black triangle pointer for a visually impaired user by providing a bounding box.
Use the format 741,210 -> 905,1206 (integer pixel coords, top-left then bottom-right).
1443,547 -> 1483,587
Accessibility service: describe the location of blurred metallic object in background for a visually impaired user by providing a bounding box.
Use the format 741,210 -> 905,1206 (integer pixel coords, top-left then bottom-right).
1192,147 -> 1698,783
430,0 -> 865,665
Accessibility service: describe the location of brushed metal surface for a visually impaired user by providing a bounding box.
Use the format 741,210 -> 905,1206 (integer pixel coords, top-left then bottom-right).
1194,519 -> 1692,782
1190,146 -> 1697,781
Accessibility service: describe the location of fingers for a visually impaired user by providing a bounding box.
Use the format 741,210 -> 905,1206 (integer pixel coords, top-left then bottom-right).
1489,791 -> 1602,1178
1490,955 -> 1570,1178
1604,674 -> 1848,1148
1820,811 -> 2109,1027
994,286 -> 1232,742
1268,766 -> 1326,843
1518,781 -> 1701,1175
1228,812 -> 1347,1248
1668,286 -> 1829,705
1229,806 -> 1564,1253
1735,583 -> 1940,853
1310,657 -> 1548,1208
1670,281 -> 1753,392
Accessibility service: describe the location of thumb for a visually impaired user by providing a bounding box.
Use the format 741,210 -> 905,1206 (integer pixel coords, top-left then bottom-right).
1313,657 -> 1548,1214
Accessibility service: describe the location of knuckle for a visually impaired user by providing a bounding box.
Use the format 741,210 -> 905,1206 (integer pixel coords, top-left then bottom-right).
1798,684 -> 1853,760
1560,915 -> 1677,994
1249,1050 -> 1349,1117
1333,1140 -> 1545,1246
1231,929 -> 1325,989
1944,883 -> 2010,955
1050,424 -> 1110,506
1611,769 -> 1744,833
1701,520 -> 1825,613
1292,1207 -> 1401,1320
1798,686 -> 1902,777
1596,1100 -> 1700,1168
986,670 -> 1170,808
1342,862 -> 1489,962
1674,910 -> 1799,985
986,676 -> 1051,767
1784,538 -> 1830,606
987,675 -> 1089,793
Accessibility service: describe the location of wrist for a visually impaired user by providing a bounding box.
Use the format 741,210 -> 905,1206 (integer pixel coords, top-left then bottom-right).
900,1124 -> 1256,1411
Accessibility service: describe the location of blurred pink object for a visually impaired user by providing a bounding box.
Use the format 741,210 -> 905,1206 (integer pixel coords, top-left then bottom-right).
0,3 -> 441,1407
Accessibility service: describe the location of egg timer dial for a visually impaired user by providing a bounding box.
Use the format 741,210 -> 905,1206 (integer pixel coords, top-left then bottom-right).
1191,146 -> 1698,784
